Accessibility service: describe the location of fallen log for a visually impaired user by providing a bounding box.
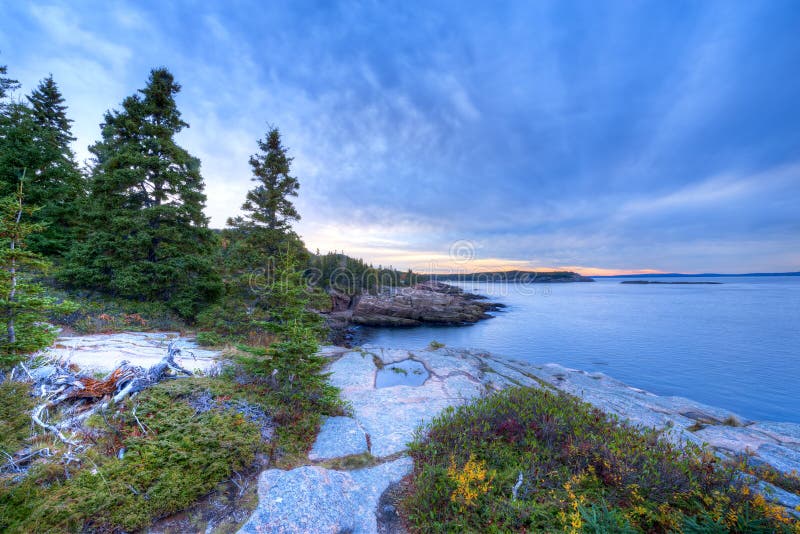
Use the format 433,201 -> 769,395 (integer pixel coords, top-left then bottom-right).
29,341 -> 195,446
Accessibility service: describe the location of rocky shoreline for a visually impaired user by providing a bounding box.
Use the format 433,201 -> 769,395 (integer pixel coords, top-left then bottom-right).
34,333 -> 800,531
325,280 -> 504,333
239,345 -> 800,532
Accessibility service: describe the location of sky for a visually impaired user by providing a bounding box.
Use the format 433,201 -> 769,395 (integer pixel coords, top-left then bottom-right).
1,0 -> 799,275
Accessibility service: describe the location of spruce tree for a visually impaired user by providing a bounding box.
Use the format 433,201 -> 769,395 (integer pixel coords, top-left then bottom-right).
24,76 -> 85,255
61,68 -> 221,318
0,173 -> 76,369
0,64 -> 19,103
226,127 -> 304,266
200,128 -> 305,335
0,73 -> 85,256
27,75 -> 75,149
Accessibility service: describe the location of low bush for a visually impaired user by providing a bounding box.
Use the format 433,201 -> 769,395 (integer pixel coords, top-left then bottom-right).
0,382 -> 36,455
404,387 -> 798,533
195,330 -> 224,347
0,378 -> 262,533
232,344 -> 345,466
47,289 -> 188,334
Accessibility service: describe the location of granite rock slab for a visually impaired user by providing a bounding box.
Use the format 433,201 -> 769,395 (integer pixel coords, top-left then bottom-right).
238,457 -> 412,534
309,417 -> 369,461
243,345 -> 800,532
330,347 -> 489,457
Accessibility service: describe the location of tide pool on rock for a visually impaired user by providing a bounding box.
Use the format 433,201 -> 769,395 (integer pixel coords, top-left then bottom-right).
374,358 -> 429,388
328,348 -> 493,458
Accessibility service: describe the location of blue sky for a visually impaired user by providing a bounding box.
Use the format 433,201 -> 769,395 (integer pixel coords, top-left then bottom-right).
2,1 -> 799,274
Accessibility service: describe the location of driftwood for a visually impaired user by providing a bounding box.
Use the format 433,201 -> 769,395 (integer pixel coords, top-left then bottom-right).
28,341 -> 193,445
0,342 -> 196,475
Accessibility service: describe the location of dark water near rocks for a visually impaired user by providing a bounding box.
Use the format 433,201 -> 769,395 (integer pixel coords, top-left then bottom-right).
359,276 -> 800,423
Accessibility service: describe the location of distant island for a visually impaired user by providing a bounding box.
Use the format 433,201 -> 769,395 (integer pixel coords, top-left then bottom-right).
621,280 -> 722,285
598,271 -> 800,278
432,270 -> 594,283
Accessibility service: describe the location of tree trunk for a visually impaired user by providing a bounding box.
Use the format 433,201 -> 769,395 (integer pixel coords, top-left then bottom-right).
7,170 -> 25,346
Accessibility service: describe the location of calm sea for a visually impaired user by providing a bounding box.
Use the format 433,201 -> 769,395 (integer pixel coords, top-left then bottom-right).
358,276 -> 800,423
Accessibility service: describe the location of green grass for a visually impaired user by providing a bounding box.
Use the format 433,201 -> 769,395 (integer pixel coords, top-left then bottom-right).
403,387 -> 798,533
0,377 -> 262,533
0,355 -> 344,533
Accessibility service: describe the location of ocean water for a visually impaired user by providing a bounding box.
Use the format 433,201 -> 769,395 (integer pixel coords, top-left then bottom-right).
358,277 -> 800,423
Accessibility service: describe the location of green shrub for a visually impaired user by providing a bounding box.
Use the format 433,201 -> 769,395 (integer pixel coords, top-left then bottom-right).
196,330 -> 224,347
233,344 -> 344,466
403,387 -> 798,533
0,381 -> 35,455
0,378 -> 262,533
48,289 -> 188,334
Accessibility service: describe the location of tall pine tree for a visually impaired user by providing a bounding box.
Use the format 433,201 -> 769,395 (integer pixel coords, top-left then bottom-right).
27,75 -> 76,149
0,72 -> 85,256
61,68 -> 221,318
24,76 -> 85,255
200,128 -> 304,335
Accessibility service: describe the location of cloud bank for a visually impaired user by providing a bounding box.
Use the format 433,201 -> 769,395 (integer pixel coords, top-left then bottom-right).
2,0 -> 798,273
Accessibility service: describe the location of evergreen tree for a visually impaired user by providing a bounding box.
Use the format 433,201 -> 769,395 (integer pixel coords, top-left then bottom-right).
0,173 -> 76,369
27,75 -> 75,149
60,68 -> 221,318
238,248 -> 333,407
206,127 -> 305,334
0,63 -> 19,103
24,76 -> 85,255
226,127 -> 303,265
0,73 -> 85,256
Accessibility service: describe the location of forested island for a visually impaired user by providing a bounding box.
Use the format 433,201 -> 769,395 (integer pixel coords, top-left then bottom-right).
621,280 -> 723,285
1,63 -> 798,533
435,269 -> 594,283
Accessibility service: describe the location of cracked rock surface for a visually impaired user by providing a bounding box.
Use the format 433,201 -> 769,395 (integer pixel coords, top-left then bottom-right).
308,416 -> 369,461
47,332 -> 221,373
239,345 -> 800,532
238,457 -> 412,534
328,348 -> 512,458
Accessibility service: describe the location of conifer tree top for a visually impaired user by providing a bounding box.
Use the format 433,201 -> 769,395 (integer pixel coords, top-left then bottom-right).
0,64 -> 20,101
27,75 -> 75,146
229,127 -> 300,233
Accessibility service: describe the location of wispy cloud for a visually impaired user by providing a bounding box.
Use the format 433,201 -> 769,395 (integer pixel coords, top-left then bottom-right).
2,0 -> 798,273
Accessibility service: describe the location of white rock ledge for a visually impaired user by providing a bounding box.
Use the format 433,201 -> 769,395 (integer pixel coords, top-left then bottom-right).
44,332 -> 222,374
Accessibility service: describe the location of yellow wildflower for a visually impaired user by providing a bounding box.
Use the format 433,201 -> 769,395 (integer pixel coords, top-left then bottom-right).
446,454 -> 494,511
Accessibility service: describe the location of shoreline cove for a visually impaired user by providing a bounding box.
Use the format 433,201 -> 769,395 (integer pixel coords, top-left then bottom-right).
356,276 -> 800,424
